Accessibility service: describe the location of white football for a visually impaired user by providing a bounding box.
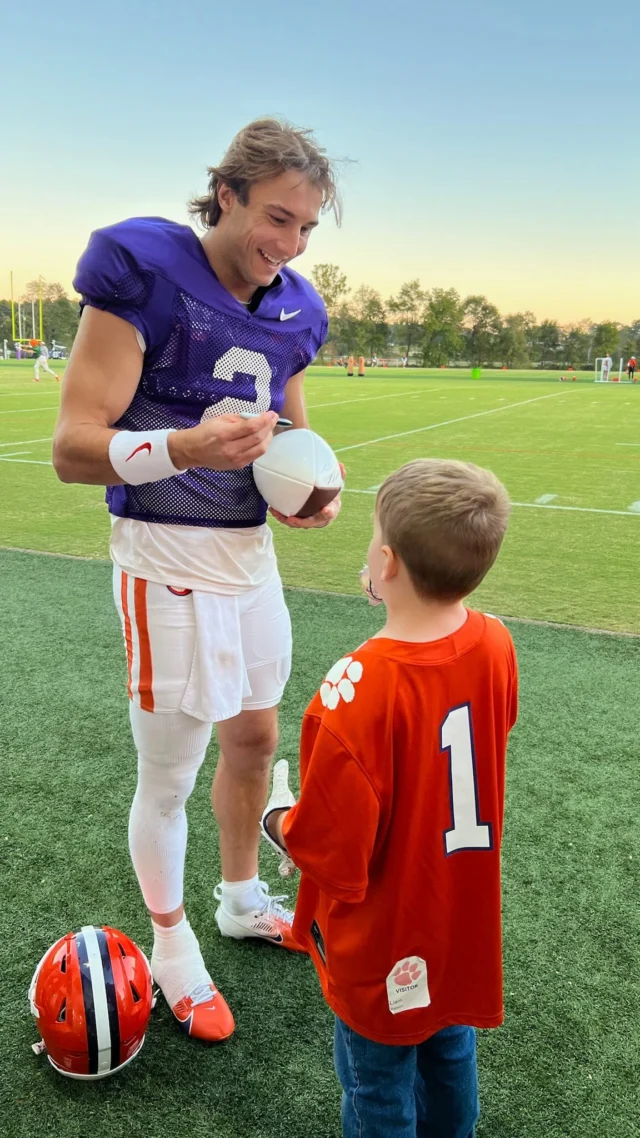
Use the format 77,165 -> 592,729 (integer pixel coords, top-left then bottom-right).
253,428 -> 343,518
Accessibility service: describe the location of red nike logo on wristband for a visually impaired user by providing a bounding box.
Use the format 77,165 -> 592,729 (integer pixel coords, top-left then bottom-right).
126,442 -> 152,461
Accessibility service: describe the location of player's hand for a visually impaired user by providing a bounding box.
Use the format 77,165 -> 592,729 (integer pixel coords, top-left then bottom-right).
168,411 -> 278,471
269,463 -> 346,529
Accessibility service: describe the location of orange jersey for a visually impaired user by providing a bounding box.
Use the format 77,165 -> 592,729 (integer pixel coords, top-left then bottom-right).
628,358 -> 636,367
283,610 -> 518,1045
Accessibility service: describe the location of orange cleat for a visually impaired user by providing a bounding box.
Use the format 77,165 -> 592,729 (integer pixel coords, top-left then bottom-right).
171,982 -> 235,1042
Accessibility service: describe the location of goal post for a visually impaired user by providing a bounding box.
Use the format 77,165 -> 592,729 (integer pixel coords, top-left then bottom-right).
595,356 -> 628,383
9,272 -> 44,345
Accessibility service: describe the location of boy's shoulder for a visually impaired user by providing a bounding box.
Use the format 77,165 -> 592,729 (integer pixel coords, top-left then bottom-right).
479,611 -> 517,661
306,613 -> 515,725
304,640 -> 394,731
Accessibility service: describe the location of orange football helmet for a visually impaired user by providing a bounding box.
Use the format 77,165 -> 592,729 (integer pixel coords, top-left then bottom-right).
29,925 -> 153,1079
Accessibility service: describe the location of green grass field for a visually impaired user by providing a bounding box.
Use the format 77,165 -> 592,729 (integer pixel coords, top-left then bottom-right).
2,358 -> 640,1138
2,360 -> 640,631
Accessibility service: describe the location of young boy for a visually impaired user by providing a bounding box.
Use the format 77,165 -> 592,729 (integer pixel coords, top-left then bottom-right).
261,458 -> 518,1138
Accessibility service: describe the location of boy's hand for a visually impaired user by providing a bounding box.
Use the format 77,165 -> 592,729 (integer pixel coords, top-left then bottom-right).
260,760 -> 298,878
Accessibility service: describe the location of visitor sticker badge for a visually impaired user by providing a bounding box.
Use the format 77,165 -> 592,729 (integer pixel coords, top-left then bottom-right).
386,956 -> 430,1014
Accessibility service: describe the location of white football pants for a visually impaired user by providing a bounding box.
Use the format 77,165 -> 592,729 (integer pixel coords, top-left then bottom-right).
113,568 -> 292,913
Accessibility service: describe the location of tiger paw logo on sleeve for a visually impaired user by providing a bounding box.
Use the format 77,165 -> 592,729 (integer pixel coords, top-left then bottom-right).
320,656 -> 364,709
386,956 -> 431,1014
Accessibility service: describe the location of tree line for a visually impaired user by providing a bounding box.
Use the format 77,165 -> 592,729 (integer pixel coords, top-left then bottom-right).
310,266 -> 639,369
1,270 -> 637,370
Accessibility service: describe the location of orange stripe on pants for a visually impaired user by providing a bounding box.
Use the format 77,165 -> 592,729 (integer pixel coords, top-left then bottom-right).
121,571 -> 134,701
133,577 -> 155,713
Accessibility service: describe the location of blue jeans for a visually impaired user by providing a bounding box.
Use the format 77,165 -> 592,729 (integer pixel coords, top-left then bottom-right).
334,1019 -> 479,1138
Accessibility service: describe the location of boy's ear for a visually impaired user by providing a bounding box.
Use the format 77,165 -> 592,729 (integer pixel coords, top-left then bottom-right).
381,545 -> 399,582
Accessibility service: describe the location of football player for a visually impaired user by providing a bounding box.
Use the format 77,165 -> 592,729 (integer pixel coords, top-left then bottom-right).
34,342 -> 58,382
53,117 -> 342,1042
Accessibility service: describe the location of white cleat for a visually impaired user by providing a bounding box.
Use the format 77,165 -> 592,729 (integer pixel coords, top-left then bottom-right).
214,881 -> 306,953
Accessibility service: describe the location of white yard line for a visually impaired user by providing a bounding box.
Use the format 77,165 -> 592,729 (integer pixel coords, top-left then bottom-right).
333,391 -> 572,454
0,405 -> 59,415
307,389 -> 438,410
0,457 -> 52,465
535,494 -> 557,504
0,436 -> 52,448
616,442 -> 640,446
0,390 -> 60,398
343,488 -> 640,517
508,501 -> 639,518
0,389 -> 60,398
0,451 -> 29,458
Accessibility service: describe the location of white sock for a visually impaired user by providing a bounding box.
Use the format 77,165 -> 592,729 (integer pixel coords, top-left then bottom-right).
150,916 -> 212,1008
219,875 -> 264,916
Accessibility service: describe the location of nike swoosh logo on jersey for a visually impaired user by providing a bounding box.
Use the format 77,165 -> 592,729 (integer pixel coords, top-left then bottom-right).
279,308 -> 301,321
126,442 -> 152,460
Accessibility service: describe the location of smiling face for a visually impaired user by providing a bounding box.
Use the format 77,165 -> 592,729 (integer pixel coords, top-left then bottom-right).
215,169 -> 322,291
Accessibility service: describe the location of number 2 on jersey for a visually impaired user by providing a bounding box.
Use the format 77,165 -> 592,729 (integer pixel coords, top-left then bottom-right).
201,347 -> 273,420
441,704 -> 492,855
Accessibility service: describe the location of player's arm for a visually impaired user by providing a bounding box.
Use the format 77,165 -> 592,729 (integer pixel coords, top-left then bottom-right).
53,308 -> 142,484
53,307 -> 278,485
279,368 -> 309,429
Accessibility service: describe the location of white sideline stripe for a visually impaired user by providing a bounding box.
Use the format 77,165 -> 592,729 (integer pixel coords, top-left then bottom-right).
0,457 -> 52,465
0,436 -> 52,447
343,488 -> 640,517
0,405 -> 59,415
0,451 -> 29,458
0,389 -> 61,398
81,926 -> 112,1075
0,545 -> 637,639
333,391 -> 571,453
616,442 -> 640,446
512,501 -> 640,518
307,389 -> 437,410
535,494 -> 557,504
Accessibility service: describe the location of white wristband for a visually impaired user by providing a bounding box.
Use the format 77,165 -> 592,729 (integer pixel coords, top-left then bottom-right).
109,429 -> 187,485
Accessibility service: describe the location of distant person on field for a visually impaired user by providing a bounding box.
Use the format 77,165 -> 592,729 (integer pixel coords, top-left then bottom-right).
627,356 -> 636,381
401,353 -> 408,368
34,342 -> 58,382
261,459 -> 518,1138
602,353 -> 613,382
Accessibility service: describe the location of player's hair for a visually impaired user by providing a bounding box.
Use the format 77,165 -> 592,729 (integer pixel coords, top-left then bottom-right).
376,459 -> 510,601
188,117 -> 341,228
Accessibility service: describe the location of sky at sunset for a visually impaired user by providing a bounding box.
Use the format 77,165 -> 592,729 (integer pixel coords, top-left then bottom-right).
2,0 -> 638,323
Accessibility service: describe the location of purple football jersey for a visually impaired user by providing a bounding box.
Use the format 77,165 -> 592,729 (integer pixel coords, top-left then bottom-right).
73,217 -> 328,527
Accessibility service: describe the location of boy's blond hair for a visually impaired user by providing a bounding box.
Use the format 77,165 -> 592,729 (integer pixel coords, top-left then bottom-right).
376,459 -> 510,601
188,117 -> 341,228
